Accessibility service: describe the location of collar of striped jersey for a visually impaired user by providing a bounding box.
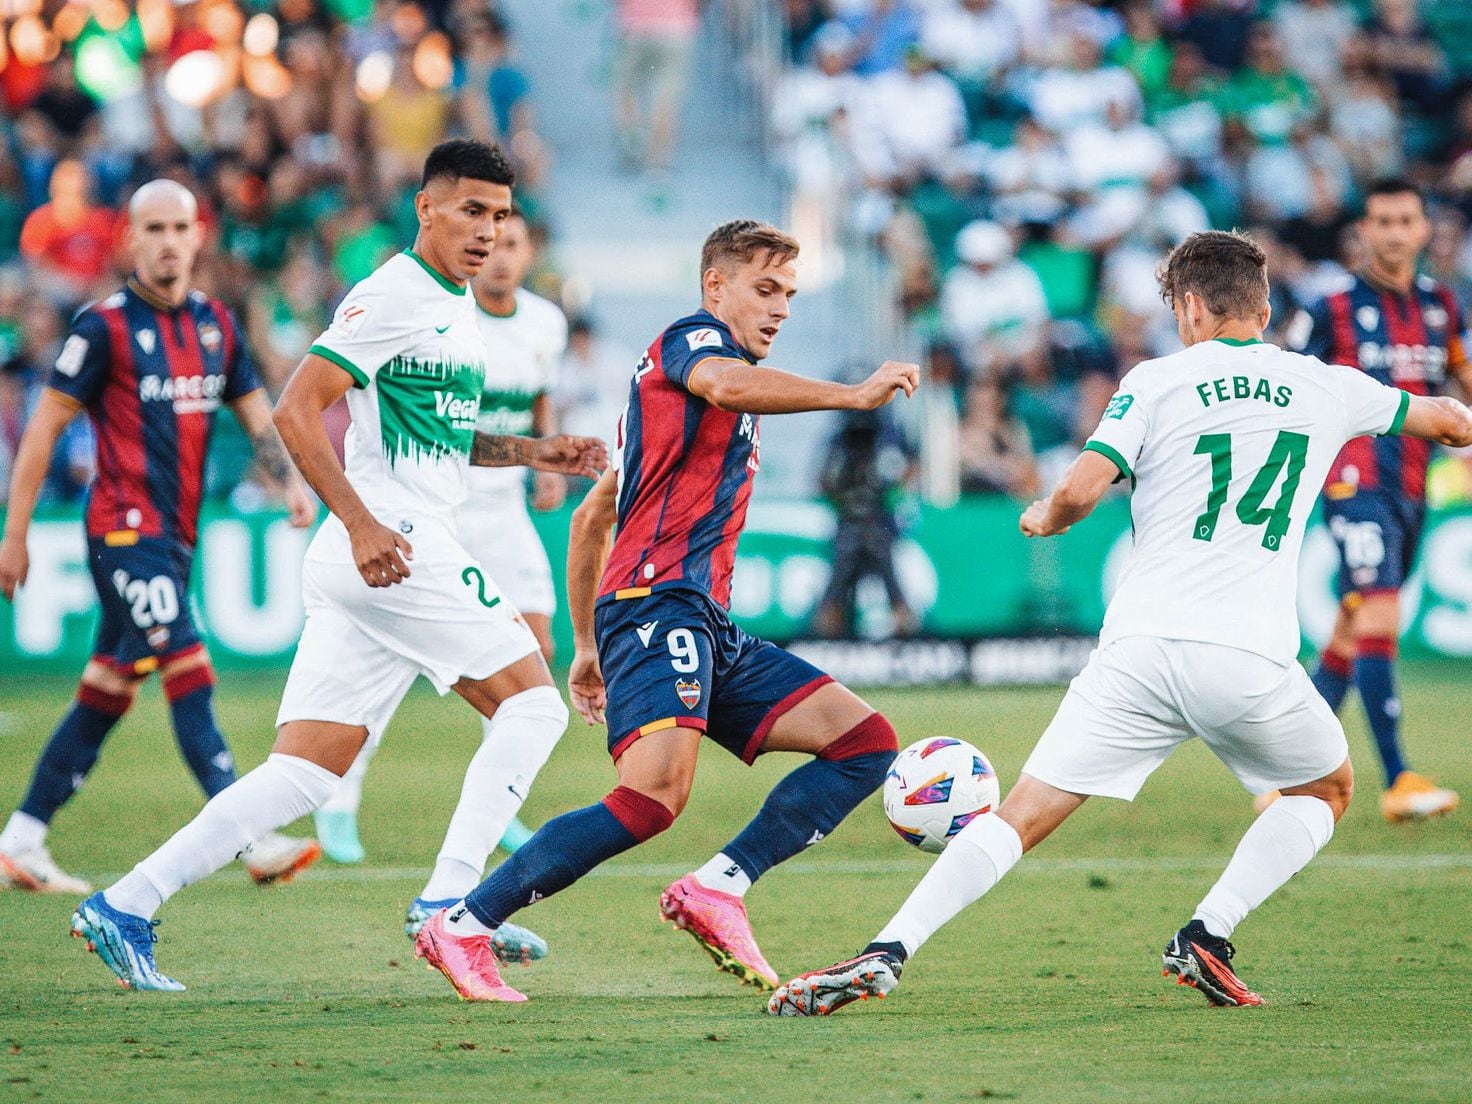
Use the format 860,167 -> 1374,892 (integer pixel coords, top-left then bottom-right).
127,275 -> 188,312
403,250 -> 467,296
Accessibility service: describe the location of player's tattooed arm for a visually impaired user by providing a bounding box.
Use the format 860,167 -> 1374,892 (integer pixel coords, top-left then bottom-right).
250,425 -> 294,485
472,432 -> 608,477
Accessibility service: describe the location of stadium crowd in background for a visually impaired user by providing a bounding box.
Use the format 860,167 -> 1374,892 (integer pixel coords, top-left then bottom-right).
0,0 -> 565,506
772,0 -> 1472,495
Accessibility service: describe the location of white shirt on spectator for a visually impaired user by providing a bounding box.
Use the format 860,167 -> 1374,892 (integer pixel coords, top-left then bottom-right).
941,260 -> 1050,363
1025,65 -> 1139,133
850,69 -> 967,181
1065,121 -> 1169,193
1272,1 -> 1358,90
920,1 -> 1023,83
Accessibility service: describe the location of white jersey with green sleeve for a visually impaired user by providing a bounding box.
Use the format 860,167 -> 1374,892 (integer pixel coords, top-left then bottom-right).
308,251 -> 484,520
1085,338 -> 1411,665
465,288 -> 568,500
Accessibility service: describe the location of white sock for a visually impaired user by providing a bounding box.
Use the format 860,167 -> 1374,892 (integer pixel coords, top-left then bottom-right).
419,686 -> 567,901
1193,794 -> 1334,939
693,852 -> 752,897
0,811 -> 47,855
104,753 -> 340,919
316,742 -> 375,816
874,813 -> 1023,958
444,899 -> 498,937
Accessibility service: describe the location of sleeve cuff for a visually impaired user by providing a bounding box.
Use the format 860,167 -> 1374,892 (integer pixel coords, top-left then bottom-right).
308,344 -> 369,389
1083,439 -> 1132,481
1386,389 -> 1410,436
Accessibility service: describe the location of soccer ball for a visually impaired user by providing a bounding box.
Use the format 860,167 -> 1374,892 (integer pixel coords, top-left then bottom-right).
883,738 -> 1001,853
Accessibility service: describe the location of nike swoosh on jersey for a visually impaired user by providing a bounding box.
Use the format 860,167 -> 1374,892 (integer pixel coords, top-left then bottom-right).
435,323 -> 452,333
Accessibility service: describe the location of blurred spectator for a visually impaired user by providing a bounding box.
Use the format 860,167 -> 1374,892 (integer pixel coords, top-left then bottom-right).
613,0 -> 699,175
1363,0 -> 1452,117
850,45 -> 966,193
1025,30 -> 1139,135
1228,22 -> 1317,147
920,0 -> 1023,89
1,296 -> 93,503
811,406 -> 918,639
1272,0 -> 1359,92
839,0 -> 921,78
941,220 -> 1049,372
553,316 -> 636,447
956,377 -> 1038,498
1109,1 -> 1174,102
18,160 -> 119,307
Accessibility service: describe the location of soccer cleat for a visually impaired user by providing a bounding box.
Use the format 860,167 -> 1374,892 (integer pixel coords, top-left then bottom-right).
766,950 -> 903,1016
1380,772 -> 1459,823
497,815 -> 534,854
70,892 -> 185,991
403,896 -> 548,963
0,846 -> 92,895
659,874 -> 779,990
1162,919 -> 1263,1007
243,832 -> 322,885
312,810 -> 366,864
413,909 -> 527,1002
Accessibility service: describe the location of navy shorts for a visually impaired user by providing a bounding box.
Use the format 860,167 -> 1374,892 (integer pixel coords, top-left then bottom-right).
595,587 -> 831,763
86,535 -> 203,674
1322,492 -> 1425,600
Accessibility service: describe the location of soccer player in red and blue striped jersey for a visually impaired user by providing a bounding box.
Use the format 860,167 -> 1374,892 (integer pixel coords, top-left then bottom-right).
0,180 -> 320,893
1289,179 -> 1472,822
424,220 -> 920,999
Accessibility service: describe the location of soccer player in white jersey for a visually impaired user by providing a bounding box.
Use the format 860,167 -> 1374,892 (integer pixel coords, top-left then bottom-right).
68,140 -> 604,992
313,211 -> 569,872
769,230 -> 1472,1016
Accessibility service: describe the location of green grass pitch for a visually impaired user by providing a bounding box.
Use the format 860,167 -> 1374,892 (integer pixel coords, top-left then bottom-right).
1,666 -> 1469,1102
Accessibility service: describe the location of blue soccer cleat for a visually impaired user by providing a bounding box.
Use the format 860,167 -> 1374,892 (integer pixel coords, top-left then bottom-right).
312,810 -> 366,864
71,892 -> 185,991
404,896 -> 548,964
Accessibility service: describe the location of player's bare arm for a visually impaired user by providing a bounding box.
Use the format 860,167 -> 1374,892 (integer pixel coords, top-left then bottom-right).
565,469 -> 618,725
0,389 -> 82,600
1400,393 -> 1472,447
469,430 -> 607,476
686,357 -> 919,415
274,353 -> 414,588
530,393 -> 566,511
228,389 -> 319,529
1019,450 -> 1121,538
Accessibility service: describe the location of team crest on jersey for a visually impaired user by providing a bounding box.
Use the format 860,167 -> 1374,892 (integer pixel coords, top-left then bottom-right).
1103,393 -> 1134,420
198,321 -> 223,352
675,678 -> 702,710
1357,305 -> 1379,332
137,329 -> 156,355
686,328 -> 722,351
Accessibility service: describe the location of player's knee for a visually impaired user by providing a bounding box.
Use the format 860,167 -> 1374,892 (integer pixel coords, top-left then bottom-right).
162,655 -> 215,703
602,784 -> 678,840
1352,595 -> 1399,642
498,684 -> 569,733
817,711 -> 899,765
80,663 -> 142,707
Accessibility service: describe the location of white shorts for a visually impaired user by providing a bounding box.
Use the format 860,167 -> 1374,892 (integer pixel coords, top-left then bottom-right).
456,493 -> 555,617
276,514 -> 539,742
1023,636 -> 1348,800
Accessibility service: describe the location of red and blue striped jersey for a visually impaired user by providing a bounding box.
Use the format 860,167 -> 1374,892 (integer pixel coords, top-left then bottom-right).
600,310 -> 760,608
46,279 -> 261,548
1291,272 -> 1467,501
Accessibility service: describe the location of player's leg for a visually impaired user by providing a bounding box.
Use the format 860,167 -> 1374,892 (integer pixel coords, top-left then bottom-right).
0,657 -> 141,894
408,650 -> 567,946
1169,649 -> 1353,1006
313,742 -> 374,864
1311,601 -> 1356,713
770,637 -> 1186,1015
1312,501 -> 1364,713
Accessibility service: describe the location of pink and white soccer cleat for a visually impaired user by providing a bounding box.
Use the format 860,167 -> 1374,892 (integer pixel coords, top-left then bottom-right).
659,874 -> 779,990
413,909 -> 528,1003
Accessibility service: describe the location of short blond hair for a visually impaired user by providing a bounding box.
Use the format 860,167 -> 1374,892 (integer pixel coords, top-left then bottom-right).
700,220 -> 799,285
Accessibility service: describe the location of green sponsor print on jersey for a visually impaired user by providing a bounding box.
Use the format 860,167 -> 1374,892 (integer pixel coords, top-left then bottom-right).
476,388 -> 540,437
1195,375 -> 1292,408
1102,393 -> 1134,420
375,353 -> 485,465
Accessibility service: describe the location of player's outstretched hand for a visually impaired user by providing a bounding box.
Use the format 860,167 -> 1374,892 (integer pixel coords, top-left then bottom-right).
0,536 -> 28,601
851,361 -> 920,410
285,479 -> 320,528
568,648 -> 606,726
525,435 -> 608,479
347,518 -> 413,587
1020,499 -> 1068,537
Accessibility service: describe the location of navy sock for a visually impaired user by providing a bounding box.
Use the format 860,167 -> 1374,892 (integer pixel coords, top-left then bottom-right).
1356,640 -> 1406,787
1311,650 -> 1352,713
463,787 -> 672,928
723,748 -> 894,883
165,666 -> 236,798
18,685 -> 131,823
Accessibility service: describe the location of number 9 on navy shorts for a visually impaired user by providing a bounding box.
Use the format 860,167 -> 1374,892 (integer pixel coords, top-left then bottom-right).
594,587 -> 831,764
